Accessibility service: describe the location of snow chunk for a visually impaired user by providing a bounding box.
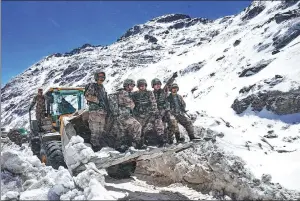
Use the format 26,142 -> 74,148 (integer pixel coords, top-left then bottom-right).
1,150 -> 31,174
64,136 -> 95,171
73,163 -> 106,189
60,189 -> 84,200
85,179 -> 117,200
20,188 -> 49,200
47,184 -> 65,200
53,167 -> 75,189
1,191 -> 19,200
1,171 -> 22,195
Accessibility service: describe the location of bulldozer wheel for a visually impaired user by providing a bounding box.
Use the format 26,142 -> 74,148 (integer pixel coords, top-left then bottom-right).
106,161 -> 137,179
43,141 -> 66,169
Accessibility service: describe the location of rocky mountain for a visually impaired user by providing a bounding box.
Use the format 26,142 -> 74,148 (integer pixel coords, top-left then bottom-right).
1,0 -> 300,191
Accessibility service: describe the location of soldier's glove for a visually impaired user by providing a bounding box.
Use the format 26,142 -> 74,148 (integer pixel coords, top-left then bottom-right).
172,72 -> 178,78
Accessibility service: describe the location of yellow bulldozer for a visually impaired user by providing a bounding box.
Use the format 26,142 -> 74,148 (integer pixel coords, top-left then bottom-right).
29,87 -> 86,170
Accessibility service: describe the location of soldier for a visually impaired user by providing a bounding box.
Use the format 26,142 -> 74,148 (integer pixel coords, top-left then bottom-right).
151,72 -> 185,144
108,79 -> 145,151
167,83 -> 200,141
132,79 -> 167,147
29,88 -> 46,131
84,71 -> 110,151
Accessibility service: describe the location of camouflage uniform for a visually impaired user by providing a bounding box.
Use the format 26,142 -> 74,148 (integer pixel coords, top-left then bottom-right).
151,77 -> 182,144
167,83 -> 197,140
108,87 -> 142,149
85,80 -> 109,148
132,79 -> 166,146
30,94 -> 46,131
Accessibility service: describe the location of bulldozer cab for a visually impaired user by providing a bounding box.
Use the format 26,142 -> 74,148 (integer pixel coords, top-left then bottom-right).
45,87 -> 86,130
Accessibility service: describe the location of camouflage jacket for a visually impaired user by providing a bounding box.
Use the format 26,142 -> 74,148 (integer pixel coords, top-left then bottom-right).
132,90 -> 158,115
167,93 -> 186,114
110,88 -> 135,117
30,94 -> 46,112
85,83 -> 109,112
152,77 -> 175,111
153,89 -> 170,111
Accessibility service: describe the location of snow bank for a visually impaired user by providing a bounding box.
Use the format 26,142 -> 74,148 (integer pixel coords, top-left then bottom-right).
0,137 -> 116,200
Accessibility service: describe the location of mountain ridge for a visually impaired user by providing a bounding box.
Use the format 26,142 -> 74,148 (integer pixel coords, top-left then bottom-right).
2,1 -> 300,129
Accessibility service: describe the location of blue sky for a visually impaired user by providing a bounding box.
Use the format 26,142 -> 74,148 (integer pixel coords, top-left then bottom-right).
2,1 -> 251,85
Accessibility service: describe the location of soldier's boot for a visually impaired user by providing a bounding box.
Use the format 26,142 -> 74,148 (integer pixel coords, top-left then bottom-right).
158,135 -> 169,147
167,131 -> 174,144
91,142 -> 102,152
116,145 -> 129,153
188,134 -> 201,141
92,146 -> 102,152
186,127 -> 201,141
133,139 -> 147,150
168,139 -> 174,145
175,132 -> 185,143
90,135 -> 102,152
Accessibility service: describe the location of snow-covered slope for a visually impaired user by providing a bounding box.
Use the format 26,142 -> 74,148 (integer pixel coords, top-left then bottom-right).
2,0 -> 300,192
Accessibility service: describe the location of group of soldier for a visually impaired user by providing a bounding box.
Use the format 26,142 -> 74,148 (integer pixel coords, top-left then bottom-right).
85,70 -> 200,151
29,70 -> 200,152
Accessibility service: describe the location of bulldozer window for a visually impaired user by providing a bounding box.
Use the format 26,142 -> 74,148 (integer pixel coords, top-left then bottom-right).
52,94 -> 77,115
47,89 -> 86,117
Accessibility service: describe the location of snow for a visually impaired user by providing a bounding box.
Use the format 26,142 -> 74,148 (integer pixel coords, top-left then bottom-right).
1,0 -> 300,198
84,179 -> 116,200
196,111 -> 300,191
64,135 -> 96,172
230,147 -> 300,191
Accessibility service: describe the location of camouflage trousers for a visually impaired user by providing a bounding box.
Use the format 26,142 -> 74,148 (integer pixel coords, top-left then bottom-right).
172,112 -> 195,139
36,109 -> 45,131
160,110 -> 181,144
135,114 -> 166,145
114,115 -> 142,148
88,110 -> 107,147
